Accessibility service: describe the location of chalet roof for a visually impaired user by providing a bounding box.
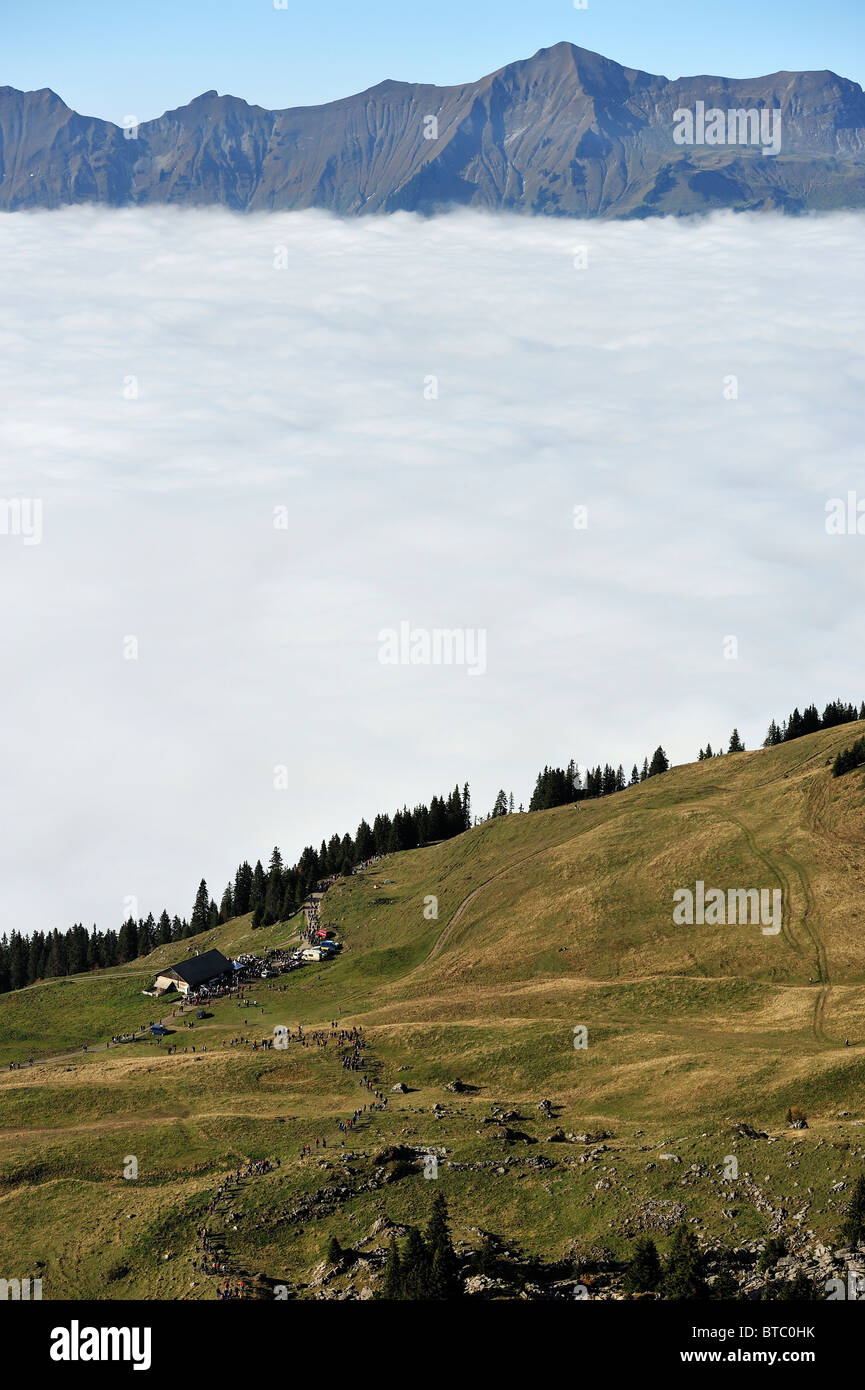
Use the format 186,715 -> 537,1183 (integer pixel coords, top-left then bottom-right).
160,948 -> 231,988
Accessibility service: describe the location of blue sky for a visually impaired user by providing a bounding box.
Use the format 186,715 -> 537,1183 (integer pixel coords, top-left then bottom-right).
3,0 -> 862,123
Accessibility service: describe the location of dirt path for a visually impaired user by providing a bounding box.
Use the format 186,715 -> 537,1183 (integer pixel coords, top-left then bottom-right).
717,812 -> 804,958
424,845 -> 552,962
11,995 -> 208,1073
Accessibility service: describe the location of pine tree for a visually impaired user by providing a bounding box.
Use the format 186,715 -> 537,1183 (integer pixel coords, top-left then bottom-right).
355,818 -> 374,859
233,861 -> 253,916
190,880 -> 210,936
218,884 -> 234,924
763,1270 -> 823,1301
118,918 -> 138,963
265,846 -> 284,921
648,746 -> 669,777
840,1174 -> 865,1246
137,913 -> 155,957
401,1227 -> 431,1300
380,1239 -> 403,1299
758,1236 -> 787,1273
728,728 -> 745,753
470,1236 -> 498,1275
426,1193 -> 461,1299
624,1237 -> 661,1293
712,1253 -> 739,1300
663,1225 -> 707,1300
250,861 -> 266,912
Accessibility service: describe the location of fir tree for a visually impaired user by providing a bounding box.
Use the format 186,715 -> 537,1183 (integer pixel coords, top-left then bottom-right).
840,1174 -> 865,1246
190,879 -> 211,936
758,1236 -> 787,1273
250,860 -> 266,912
380,1239 -> 402,1299
426,1193 -> 461,1299
648,746 -> 669,777
401,1227 -> 432,1300
712,1254 -> 739,1300
623,1237 -> 661,1293
662,1225 -> 707,1301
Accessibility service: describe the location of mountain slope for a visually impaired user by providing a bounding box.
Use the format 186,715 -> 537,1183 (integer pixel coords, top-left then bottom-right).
3,43 -> 865,215
3,725 -> 865,1298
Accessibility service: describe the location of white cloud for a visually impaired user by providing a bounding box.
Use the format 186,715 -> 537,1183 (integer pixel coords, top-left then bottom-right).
0,206 -> 863,933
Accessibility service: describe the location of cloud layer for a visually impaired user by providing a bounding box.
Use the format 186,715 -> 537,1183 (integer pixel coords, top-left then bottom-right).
1,207 -> 863,933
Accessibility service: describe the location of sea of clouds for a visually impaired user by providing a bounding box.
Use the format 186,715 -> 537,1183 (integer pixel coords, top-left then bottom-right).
0,207 -> 863,933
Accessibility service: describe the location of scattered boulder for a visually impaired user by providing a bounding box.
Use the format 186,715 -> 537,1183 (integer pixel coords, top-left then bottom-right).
481,1126 -> 516,1143
732,1123 -> 768,1140
391,1082 -> 408,1093
372,1145 -> 418,1164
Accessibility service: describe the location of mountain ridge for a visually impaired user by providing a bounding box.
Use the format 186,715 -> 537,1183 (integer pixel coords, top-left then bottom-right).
3,42 -> 865,216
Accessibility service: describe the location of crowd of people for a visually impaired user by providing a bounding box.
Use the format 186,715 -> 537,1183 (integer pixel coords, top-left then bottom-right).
181,1006 -> 391,1297
196,1158 -> 281,1299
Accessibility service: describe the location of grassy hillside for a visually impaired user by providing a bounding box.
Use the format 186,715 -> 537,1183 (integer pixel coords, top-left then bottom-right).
3,725 -> 865,1299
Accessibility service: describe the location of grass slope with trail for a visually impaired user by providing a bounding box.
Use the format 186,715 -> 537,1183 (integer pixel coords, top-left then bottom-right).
3,726 -> 865,1298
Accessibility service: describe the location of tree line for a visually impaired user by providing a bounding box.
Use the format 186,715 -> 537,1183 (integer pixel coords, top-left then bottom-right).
0,783 -> 471,995
763,699 -> 863,748
528,748 -> 671,812
374,1178 -> 865,1299
520,695 -> 864,819
832,735 -> 865,778
5,695 -> 863,994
